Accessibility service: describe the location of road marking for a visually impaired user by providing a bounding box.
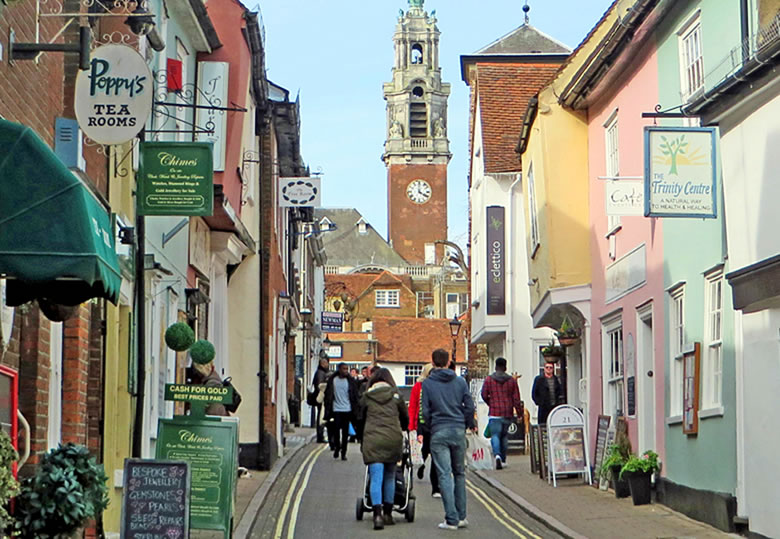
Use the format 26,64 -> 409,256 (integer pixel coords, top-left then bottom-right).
467,483 -> 526,538
467,478 -> 543,539
273,445 -> 327,539
286,444 -> 326,539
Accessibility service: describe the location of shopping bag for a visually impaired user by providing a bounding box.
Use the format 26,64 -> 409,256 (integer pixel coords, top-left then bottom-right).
410,431 -> 424,466
466,432 -> 494,471
483,423 -> 491,438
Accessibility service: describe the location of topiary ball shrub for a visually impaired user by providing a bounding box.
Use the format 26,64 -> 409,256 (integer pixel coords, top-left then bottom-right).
14,443 -> 109,538
165,322 -> 195,352
190,339 -> 216,364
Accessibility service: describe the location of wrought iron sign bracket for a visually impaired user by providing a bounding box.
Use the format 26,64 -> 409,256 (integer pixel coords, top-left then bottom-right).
9,25 -> 90,69
641,103 -> 700,122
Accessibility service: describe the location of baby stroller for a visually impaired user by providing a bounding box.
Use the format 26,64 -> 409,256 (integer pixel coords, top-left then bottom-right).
356,433 -> 416,522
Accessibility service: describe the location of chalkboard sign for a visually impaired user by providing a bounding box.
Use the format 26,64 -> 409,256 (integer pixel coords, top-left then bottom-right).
538,425 -> 549,481
529,425 -> 539,474
627,376 -> 636,416
546,405 -> 592,487
592,415 -> 611,486
121,459 -> 190,539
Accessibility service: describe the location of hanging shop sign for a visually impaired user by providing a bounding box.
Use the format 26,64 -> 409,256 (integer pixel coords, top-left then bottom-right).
547,404 -> 592,487
485,205 -> 505,315
644,127 -> 717,218
139,142 -> 214,216
321,311 -> 344,332
279,177 -> 322,208
74,44 -> 153,145
195,62 -> 229,171
606,180 -> 644,216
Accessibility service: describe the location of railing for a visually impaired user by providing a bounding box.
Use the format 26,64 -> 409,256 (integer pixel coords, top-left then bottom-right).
324,265 -> 339,274
403,266 -> 429,277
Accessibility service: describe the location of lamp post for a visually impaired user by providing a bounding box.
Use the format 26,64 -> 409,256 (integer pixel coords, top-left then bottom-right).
449,315 -> 462,363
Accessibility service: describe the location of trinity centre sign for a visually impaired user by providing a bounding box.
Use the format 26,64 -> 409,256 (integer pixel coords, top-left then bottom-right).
74,44 -> 153,145
139,142 -> 214,216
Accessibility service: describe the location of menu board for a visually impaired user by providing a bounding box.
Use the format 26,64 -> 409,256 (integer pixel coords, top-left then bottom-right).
683,343 -> 701,435
529,425 -> 539,474
627,377 -> 636,416
538,425 -> 549,481
120,459 -> 190,539
592,415 -> 611,485
546,405 -> 592,487
156,418 -> 238,532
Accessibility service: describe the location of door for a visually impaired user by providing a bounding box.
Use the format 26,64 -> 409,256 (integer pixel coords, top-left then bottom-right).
636,305 -> 656,453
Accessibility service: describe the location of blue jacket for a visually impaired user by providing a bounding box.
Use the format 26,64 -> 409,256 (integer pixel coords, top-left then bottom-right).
422,368 -> 476,433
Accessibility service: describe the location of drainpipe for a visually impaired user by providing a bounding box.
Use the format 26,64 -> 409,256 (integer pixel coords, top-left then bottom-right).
131,213 -> 145,458
507,173 -> 522,372
257,121 -> 267,470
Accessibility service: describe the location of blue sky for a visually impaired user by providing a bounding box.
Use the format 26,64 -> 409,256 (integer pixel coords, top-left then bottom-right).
257,1 -> 613,248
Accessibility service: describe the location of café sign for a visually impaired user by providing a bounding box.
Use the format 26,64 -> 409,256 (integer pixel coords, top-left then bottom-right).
74,44 -> 153,145
139,142 -> 214,216
644,127 -> 717,218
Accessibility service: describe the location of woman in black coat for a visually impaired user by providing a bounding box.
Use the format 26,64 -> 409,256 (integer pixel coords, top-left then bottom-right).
359,368 -> 409,530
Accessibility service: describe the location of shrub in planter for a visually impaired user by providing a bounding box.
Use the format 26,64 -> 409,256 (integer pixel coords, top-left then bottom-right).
164,322 -> 195,352
600,443 -> 630,498
0,430 -> 20,532
619,450 -> 660,506
14,443 -> 109,538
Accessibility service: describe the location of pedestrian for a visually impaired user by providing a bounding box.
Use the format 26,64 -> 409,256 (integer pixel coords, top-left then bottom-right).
311,357 -> 330,443
422,349 -> 476,530
350,367 -> 359,378
481,357 -> 523,470
189,353 -> 228,417
408,363 -> 440,497
532,357 -> 564,425
324,362 -> 359,460
359,367 -> 409,530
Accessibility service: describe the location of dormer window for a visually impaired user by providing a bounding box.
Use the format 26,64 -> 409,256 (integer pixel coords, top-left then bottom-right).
356,218 -> 368,235
319,217 -> 333,232
411,44 -> 423,65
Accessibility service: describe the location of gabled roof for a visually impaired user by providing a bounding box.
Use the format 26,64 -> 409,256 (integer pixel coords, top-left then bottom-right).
325,271 -> 414,301
373,317 -> 454,364
475,24 -> 571,56
315,208 -> 408,268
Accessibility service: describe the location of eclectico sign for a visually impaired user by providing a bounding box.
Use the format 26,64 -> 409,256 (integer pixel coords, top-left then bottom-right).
156,418 -> 238,533
195,62 -> 229,171
644,127 -> 718,218
164,383 -> 233,404
279,177 -> 322,208
321,311 -> 344,332
74,44 -> 153,145
485,205 -> 505,315
120,459 -> 190,539
546,405 -> 592,487
138,142 -> 214,216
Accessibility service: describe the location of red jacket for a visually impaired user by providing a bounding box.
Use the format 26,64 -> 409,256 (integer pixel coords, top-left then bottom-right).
408,381 -> 422,431
481,372 -> 523,418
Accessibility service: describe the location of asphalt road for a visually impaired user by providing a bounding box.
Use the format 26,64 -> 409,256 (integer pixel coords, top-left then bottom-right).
247,442 -> 564,539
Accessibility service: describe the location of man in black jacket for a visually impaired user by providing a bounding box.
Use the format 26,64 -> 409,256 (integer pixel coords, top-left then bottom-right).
324,362 -> 359,460
532,358 -> 564,424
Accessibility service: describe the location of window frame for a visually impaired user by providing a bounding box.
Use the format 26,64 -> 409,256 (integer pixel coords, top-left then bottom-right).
375,289 -> 400,308
678,13 -> 704,101
668,285 -> 686,419
404,364 -> 423,386
601,316 -> 625,419
604,110 -> 621,241
702,270 -> 723,410
527,162 -> 540,255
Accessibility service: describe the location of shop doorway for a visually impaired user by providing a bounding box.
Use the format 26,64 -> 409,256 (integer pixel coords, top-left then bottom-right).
636,305 -> 656,454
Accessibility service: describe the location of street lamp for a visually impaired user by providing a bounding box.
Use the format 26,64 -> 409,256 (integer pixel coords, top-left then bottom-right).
448,315 -> 462,362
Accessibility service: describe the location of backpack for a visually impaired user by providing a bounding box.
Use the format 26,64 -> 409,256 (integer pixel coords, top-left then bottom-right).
222,377 -> 242,414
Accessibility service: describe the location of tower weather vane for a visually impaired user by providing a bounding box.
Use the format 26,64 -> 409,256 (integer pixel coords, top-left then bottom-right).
409,0 -> 424,8
523,1 -> 530,24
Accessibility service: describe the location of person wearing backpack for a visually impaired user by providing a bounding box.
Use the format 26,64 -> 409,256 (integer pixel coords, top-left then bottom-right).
408,362 -> 439,497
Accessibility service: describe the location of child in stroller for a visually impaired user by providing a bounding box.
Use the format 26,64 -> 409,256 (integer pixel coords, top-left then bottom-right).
356,433 -> 416,523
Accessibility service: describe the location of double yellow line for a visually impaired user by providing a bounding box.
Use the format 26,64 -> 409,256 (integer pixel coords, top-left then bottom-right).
274,444 -> 328,539
466,478 -> 542,539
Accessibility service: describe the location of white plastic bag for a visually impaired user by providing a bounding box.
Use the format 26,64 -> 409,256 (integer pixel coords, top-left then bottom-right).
466,432 -> 493,471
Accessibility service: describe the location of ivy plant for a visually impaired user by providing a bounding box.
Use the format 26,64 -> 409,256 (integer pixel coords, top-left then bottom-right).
0,430 -> 20,532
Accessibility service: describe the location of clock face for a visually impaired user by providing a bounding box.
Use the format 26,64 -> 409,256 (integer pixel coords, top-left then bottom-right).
406,179 -> 432,204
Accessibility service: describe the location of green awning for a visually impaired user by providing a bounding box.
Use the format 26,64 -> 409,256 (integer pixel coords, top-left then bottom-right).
0,118 -> 121,306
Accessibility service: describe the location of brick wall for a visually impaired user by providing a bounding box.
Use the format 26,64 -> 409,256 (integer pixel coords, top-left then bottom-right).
62,304 -> 90,445
387,163 -> 448,264
17,306 -> 50,470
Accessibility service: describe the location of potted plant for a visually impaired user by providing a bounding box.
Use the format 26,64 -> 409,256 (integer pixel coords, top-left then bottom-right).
555,315 -> 580,347
600,442 -> 631,498
0,430 -> 20,534
14,443 -> 109,538
619,450 -> 660,505
541,340 -> 564,360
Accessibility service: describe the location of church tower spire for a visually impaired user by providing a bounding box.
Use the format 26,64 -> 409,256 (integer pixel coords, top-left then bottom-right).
383,3 -> 451,265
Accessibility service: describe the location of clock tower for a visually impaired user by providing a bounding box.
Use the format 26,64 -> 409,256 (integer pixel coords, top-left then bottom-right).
383,0 -> 451,265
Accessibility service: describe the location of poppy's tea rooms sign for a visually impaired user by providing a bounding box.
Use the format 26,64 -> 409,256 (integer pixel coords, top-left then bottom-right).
486,205 -> 506,315
138,142 -> 214,216
74,44 -> 153,145
644,127 -> 717,218
279,177 -> 322,207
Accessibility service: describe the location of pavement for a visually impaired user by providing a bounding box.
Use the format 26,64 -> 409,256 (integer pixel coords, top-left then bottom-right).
229,430 -> 737,539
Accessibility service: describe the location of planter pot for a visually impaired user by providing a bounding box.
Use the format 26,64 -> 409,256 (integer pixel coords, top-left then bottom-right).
625,471 -> 652,505
610,465 -> 630,498
557,337 -> 579,347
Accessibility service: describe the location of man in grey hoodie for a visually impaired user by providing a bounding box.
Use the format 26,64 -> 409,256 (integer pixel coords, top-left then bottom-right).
422,349 -> 476,530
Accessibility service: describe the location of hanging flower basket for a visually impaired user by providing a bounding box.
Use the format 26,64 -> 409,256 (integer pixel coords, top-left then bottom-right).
541,342 -> 564,360
557,336 -> 580,347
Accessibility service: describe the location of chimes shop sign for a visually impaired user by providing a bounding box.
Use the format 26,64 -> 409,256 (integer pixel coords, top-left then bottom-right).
139,142 -> 214,216
74,44 -> 153,145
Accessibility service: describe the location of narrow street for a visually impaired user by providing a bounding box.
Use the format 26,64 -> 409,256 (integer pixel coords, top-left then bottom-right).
247,442 -> 563,539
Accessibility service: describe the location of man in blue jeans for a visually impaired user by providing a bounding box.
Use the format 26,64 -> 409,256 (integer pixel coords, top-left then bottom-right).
480,357 -> 523,470
422,349 -> 476,530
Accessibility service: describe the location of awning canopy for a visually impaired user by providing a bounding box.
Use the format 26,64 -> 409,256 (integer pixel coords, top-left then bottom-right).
0,118 -> 121,306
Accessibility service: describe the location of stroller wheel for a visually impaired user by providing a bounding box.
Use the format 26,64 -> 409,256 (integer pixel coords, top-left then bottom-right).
356,497 -> 364,521
405,498 -> 416,522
